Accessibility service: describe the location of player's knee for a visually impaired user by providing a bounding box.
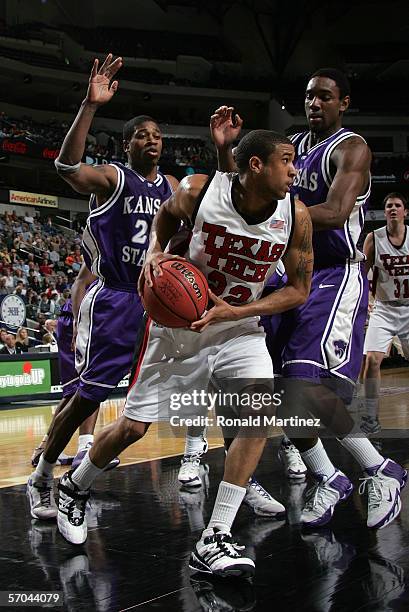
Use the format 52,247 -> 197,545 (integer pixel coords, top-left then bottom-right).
120,417 -> 150,444
365,352 -> 383,374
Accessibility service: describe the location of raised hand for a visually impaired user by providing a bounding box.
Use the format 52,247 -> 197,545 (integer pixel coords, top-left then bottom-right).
210,105 -> 243,149
85,53 -> 123,107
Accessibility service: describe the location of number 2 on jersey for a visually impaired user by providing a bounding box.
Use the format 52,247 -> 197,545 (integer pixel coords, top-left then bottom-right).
132,219 -> 148,244
208,270 -> 252,305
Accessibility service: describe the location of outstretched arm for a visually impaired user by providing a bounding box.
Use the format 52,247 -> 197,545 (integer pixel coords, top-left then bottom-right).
191,200 -> 313,331
56,54 -> 122,198
307,137 -> 371,230
210,106 -> 241,172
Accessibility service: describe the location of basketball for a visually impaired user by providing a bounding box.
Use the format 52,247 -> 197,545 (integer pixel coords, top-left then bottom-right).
142,259 -> 209,327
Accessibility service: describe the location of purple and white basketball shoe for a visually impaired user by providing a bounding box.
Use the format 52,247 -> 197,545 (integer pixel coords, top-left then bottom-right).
301,470 -> 353,527
359,458 -> 407,529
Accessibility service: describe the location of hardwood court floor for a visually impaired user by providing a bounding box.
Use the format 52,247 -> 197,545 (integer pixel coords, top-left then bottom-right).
0,369 -> 408,611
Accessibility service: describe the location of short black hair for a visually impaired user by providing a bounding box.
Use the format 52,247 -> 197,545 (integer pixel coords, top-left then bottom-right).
123,115 -> 159,141
310,68 -> 351,99
383,192 -> 408,209
234,130 -> 292,173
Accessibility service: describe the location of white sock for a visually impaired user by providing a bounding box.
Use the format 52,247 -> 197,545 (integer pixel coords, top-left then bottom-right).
208,481 -> 246,533
363,398 -> 378,419
77,434 -> 94,452
71,451 -> 104,490
35,455 -> 56,480
184,430 -> 206,456
338,435 -> 384,471
352,382 -> 362,399
301,439 -> 336,479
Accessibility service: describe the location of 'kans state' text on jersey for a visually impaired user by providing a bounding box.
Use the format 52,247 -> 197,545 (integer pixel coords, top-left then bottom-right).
82,163 -> 173,286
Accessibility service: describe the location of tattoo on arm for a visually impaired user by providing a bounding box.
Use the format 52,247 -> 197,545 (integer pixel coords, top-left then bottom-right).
296,213 -> 313,283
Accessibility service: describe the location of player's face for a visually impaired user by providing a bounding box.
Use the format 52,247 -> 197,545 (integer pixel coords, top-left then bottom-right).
384,198 -> 407,222
260,144 -> 297,199
305,77 -> 349,133
126,121 -> 162,166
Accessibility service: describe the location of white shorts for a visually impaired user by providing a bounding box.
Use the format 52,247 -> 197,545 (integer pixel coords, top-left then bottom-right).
364,301 -> 409,358
124,318 -> 275,422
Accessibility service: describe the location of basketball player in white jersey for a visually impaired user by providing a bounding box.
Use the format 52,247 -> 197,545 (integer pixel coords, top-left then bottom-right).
56,129 -> 313,579
362,192 -> 409,433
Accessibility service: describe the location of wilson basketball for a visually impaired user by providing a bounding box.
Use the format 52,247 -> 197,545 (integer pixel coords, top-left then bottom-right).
142,259 -> 209,328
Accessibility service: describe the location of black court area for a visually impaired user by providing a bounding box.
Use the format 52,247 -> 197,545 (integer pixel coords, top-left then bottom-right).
1,438 -> 409,612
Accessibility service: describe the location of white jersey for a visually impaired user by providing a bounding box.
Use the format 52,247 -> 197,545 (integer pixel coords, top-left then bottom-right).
373,225 -> 409,302
187,171 -> 295,308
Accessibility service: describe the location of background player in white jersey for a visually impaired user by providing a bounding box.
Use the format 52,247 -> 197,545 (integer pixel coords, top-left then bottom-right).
362,192 -> 409,433
216,70 -> 407,531
27,54 -> 178,521
55,130 -> 313,579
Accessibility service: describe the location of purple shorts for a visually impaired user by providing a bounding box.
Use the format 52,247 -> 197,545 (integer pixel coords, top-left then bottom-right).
75,280 -> 144,403
57,309 -> 79,398
281,262 -> 368,402
260,268 -> 288,375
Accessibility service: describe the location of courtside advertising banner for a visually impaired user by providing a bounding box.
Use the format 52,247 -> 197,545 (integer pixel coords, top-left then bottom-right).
0,359 -> 51,397
9,190 -> 58,208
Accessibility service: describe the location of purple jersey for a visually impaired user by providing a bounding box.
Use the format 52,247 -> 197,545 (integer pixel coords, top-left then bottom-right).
82,163 -> 173,287
290,128 -> 370,268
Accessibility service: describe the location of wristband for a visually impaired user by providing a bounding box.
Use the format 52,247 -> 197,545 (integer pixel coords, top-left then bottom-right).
54,158 -> 81,173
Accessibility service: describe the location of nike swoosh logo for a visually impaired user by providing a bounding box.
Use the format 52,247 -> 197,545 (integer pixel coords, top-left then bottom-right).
318,283 -> 335,289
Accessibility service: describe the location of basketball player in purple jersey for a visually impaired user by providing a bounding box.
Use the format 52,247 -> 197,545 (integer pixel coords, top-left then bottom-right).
30,264 -> 97,468
278,69 -> 406,529
27,53 -> 178,520
215,71 -> 406,529
30,263 -> 119,472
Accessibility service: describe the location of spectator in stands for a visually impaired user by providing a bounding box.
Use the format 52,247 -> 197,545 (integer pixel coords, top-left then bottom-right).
24,211 -> 35,229
39,257 -> 53,276
14,282 -> 27,302
28,273 -> 42,293
39,293 -> 51,315
26,294 -> 39,320
35,313 -> 47,341
0,333 -> 21,355
3,272 -> 14,292
49,246 -> 60,265
15,327 -> 31,352
0,277 -> 9,296
13,268 -> 24,285
65,252 -> 75,269
41,332 -> 58,352
49,293 -> 60,316
42,319 -> 57,344
0,329 -> 8,350
55,275 -> 67,293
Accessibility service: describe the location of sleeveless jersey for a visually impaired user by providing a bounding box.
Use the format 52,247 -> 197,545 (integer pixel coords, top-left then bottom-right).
82,163 -> 173,286
187,171 -> 294,306
373,225 -> 409,302
290,128 -> 370,268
